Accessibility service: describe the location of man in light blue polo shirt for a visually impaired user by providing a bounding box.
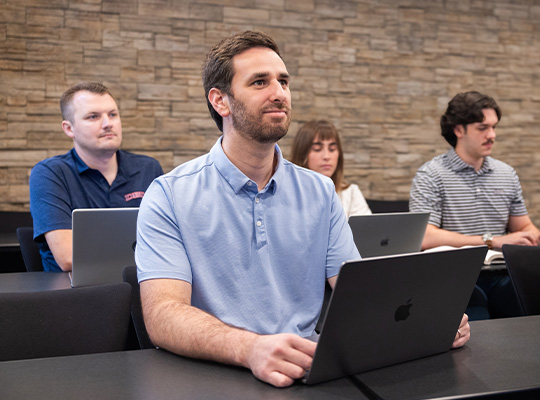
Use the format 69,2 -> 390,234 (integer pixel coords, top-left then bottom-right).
136,31 -> 470,388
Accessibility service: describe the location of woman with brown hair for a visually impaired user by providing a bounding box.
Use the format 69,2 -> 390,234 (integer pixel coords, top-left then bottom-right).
290,120 -> 371,218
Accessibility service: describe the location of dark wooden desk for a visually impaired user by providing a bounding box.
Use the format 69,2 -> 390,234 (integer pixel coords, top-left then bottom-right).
0,349 -> 365,400
0,271 -> 71,292
354,316 -> 540,399
2,273 -> 539,399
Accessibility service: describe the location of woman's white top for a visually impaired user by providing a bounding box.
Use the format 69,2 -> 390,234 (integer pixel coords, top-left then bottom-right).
338,184 -> 372,219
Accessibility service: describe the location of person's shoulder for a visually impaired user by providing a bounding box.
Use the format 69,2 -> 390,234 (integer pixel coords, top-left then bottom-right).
280,159 -> 336,194
416,152 -> 449,175
32,150 -> 74,171
283,159 -> 333,183
346,183 -> 361,191
119,150 -> 160,166
156,152 -> 214,183
487,156 -> 516,172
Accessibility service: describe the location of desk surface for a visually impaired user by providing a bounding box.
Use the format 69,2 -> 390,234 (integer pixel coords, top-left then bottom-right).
1,272 -> 539,399
354,315 -> 540,399
0,348 -> 365,400
0,271 -> 71,292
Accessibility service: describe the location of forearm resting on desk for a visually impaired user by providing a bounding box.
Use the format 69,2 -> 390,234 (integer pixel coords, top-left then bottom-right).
44,229 -> 73,271
140,278 -> 316,387
422,223 -> 539,251
421,225 -> 485,250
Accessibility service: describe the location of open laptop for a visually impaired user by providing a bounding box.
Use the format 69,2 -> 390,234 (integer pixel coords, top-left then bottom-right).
303,245 -> 487,385
70,208 -> 139,288
349,212 -> 429,258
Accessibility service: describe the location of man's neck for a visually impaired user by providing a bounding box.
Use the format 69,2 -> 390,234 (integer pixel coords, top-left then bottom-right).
454,146 -> 484,172
75,146 -> 119,185
221,133 -> 277,191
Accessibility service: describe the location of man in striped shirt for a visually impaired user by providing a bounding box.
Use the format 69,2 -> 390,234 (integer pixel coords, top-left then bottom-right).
410,91 -> 540,318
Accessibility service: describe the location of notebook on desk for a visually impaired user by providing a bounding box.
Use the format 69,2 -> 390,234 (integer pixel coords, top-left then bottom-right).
70,208 -> 139,288
349,212 -> 429,258
303,245 -> 488,385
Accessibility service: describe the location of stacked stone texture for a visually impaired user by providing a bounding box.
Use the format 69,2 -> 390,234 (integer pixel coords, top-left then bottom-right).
1,0 -> 540,226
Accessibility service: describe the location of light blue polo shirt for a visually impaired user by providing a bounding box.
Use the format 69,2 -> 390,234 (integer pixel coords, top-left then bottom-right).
136,137 -> 360,337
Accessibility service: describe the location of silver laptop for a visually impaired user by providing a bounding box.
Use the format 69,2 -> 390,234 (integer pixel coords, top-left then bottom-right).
303,245 -> 487,385
70,208 -> 138,288
349,212 -> 429,258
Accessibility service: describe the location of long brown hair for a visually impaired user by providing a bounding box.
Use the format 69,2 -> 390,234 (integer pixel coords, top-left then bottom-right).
290,120 -> 349,192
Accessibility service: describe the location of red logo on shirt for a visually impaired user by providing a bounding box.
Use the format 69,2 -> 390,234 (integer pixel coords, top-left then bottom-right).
125,191 -> 145,202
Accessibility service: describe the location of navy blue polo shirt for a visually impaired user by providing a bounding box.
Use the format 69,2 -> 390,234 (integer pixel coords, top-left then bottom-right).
29,148 -> 163,272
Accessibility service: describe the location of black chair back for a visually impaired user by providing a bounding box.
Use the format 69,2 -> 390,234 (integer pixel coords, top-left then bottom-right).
0,282 -> 131,361
366,199 -> 409,213
0,212 -> 34,273
123,265 -> 154,349
16,227 -> 43,272
0,211 -> 33,232
502,244 -> 540,316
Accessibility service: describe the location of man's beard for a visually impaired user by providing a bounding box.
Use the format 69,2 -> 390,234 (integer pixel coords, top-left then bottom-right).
229,96 -> 291,144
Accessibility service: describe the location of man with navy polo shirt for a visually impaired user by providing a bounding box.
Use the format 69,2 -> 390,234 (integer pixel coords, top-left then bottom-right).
29,82 -> 163,272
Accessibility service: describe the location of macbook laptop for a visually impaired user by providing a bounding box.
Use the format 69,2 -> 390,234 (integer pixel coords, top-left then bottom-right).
349,212 -> 429,258
303,245 -> 487,385
70,208 -> 139,288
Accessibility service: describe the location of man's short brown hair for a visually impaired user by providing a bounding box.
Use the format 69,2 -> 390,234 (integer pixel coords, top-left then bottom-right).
60,82 -> 114,123
202,31 -> 281,132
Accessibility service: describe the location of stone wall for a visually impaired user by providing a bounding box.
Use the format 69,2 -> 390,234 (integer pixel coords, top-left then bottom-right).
1,0 -> 540,225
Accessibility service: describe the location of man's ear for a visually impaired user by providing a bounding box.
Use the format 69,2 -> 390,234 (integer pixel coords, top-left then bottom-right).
208,88 -> 230,118
454,124 -> 466,139
62,120 -> 75,139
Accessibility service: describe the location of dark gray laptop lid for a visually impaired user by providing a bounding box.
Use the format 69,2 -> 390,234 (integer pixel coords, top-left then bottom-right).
304,245 -> 487,385
71,208 -> 138,287
348,212 -> 429,258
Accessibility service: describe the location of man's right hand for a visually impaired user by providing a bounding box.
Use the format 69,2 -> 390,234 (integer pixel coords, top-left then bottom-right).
492,231 -> 539,249
244,333 -> 316,387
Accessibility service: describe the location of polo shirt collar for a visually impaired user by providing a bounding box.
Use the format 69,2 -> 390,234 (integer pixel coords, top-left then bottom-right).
71,148 -> 91,174
115,150 -> 139,179
71,148 -> 131,180
447,147 -> 494,174
211,136 -> 281,195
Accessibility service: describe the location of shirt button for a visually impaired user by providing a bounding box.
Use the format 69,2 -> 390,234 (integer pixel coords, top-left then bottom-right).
256,220 -> 262,227
255,198 -> 260,204
247,181 -> 252,186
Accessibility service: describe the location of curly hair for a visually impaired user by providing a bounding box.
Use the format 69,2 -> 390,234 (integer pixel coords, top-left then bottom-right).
440,91 -> 501,147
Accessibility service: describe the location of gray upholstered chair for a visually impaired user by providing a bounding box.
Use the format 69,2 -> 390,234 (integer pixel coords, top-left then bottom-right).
0,282 -> 131,361
502,244 -> 540,316
366,199 -> 409,213
123,265 -> 155,349
16,226 -> 43,272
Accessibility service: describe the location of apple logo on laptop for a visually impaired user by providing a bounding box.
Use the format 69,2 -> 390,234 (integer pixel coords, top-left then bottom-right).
380,236 -> 390,247
394,298 -> 413,322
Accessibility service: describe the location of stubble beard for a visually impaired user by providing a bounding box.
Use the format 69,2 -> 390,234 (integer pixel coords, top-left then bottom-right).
229,96 -> 291,144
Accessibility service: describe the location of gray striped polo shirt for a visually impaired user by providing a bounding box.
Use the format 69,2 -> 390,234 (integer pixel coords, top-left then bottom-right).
409,148 -> 527,236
